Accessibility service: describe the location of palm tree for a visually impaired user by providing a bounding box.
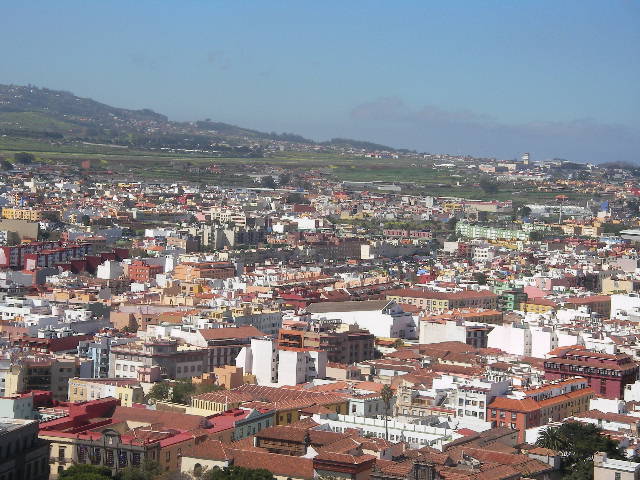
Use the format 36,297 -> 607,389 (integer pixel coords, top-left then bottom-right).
536,426 -> 566,454
380,384 -> 394,442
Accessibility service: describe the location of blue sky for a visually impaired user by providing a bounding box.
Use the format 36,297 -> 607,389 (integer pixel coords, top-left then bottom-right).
2,1 -> 639,162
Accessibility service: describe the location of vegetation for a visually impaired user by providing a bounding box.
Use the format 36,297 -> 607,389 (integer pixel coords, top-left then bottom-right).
115,460 -> 161,480
381,384 -> 394,441
204,466 -> 274,480
58,464 -> 113,480
536,422 -> 626,479
14,151 -> 35,164
148,379 -> 224,405
479,176 -> 500,194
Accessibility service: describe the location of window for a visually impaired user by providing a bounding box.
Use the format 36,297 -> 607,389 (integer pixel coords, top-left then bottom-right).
615,473 -> 621,480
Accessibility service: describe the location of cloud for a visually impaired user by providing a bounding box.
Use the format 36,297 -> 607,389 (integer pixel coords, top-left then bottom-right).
348,97 -> 639,162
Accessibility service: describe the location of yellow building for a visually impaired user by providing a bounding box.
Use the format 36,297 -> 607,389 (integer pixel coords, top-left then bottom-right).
521,300 -> 557,314
67,378 -> 144,407
1,207 -> 58,221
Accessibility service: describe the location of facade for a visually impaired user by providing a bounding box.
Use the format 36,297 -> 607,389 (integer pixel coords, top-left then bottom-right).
544,347 -> 639,399
78,334 -> 137,378
593,452 -> 640,480
488,322 -> 580,358
0,241 -> 92,269
173,262 -> 236,282
109,339 -> 207,380
1,208 -> 57,222
0,418 -> 50,480
236,338 -> 327,386
488,378 -> 595,442
67,378 -> 144,406
278,327 -> 375,364
277,348 -> 327,386
0,395 -> 35,419
127,260 -> 163,283
4,355 -> 93,401
307,300 -> 417,339
419,320 -> 493,348
386,289 -> 498,312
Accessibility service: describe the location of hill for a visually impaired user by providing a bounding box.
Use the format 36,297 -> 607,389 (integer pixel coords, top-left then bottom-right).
0,84 -> 397,154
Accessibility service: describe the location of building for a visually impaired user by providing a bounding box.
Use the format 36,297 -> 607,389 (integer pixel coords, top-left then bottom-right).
488,322 -> 580,358
1,208 -> 58,222
487,378 -> 595,442
387,288 -> 498,312
236,338 -> 327,386
109,339 -> 207,380
0,394 -> 35,419
39,399 -> 209,477
278,325 -> 375,364
173,262 -> 236,282
419,319 -> 493,348
307,300 -> 417,339
198,325 -> 265,371
0,418 -> 50,480
0,241 -> 92,269
593,452 -> 640,480
4,355 -> 93,401
67,378 -> 144,407
78,334 -> 137,378
127,260 -> 163,284
544,347 -> 639,399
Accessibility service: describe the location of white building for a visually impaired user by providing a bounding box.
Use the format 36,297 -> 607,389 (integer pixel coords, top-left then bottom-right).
236,338 -> 278,385
419,319 -> 493,348
96,260 -> 124,280
611,294 -> 640,320
310,412 -> 475,451
277,348 -> 326,386
487,322 -> 579,357
307,300 -> 417,339
236,338 -> 326,386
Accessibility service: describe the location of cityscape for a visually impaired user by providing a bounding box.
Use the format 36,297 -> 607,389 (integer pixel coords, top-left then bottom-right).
1,2 -> 639,480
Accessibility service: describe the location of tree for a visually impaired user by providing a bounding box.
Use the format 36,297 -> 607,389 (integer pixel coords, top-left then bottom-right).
278,173 -> 291,186
58,464 -> 112,480
170,378 -> 197,404
148,382 -> 170,402
472,272 -> 488,285
14,152 -> 35,164
393,339 -> 404,349
116,460 -> 161,480
205,466 -> 274,480
519,205 -> 532,218
260,175 -> 276,189
0,159 -> 13,170
478,176 -> 499,194
285,192 -> 309,204
529,230 -> 545,242
536,422 -> 625,479
380,384 -> 394,442
195,382 -> 225,395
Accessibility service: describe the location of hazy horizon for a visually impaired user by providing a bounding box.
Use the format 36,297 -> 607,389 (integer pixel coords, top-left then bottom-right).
3,1 -> 639,163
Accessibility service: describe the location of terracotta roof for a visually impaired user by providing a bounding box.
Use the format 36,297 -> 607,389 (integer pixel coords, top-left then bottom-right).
111,406 -> 209,431
232,449 -> 315,479
198,325 -> 265,340
488,397 -> 539,413
574,409 -> 640,425
184,439 -> 233,461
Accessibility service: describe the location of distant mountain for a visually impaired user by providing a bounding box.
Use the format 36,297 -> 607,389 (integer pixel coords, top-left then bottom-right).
0,84 -> 398,153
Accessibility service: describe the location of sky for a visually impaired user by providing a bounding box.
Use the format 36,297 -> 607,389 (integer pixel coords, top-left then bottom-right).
2,1 -> 639,163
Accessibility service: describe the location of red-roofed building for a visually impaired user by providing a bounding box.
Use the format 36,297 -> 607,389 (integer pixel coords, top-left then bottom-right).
543,346 -> 639,399
488,378 -> 595,442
